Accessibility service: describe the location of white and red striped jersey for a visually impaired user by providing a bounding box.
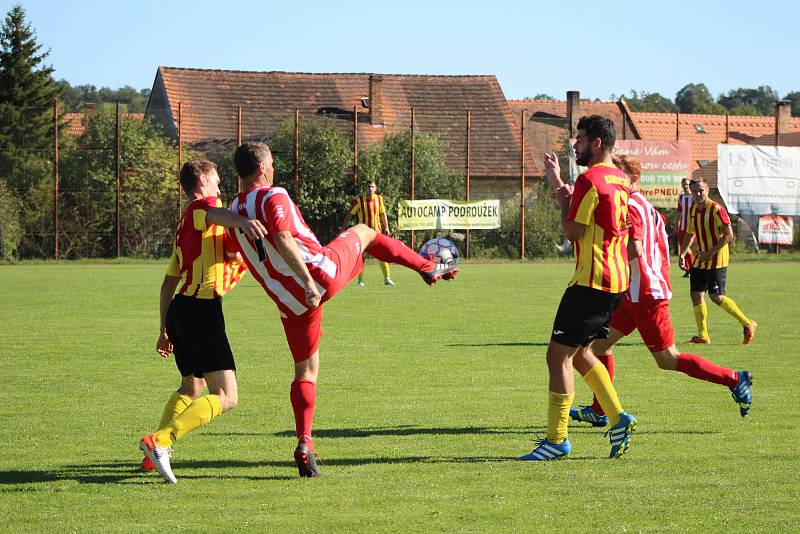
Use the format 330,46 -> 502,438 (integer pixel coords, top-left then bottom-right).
676,193 -> 693,232
230,185 -> 340,318
627,192 -> 672,303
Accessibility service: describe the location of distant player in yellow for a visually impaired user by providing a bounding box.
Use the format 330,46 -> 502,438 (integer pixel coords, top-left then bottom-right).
678,178 -> 757,345
138,159 -> 267,483
341,180 -> 394,286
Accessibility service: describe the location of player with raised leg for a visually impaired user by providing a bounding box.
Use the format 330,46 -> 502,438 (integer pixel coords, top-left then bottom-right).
229,142 -> 457,477
569,156 -> 752,429
519,116 -> 636,461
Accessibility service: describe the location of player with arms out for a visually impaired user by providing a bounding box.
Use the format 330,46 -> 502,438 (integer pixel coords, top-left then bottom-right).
229,142 -> 457,477
139,159 -> 267,483
678,178 -> 757,345
341,180 -> 395,286
569,156 -> 752,430
520,115 -> 636,461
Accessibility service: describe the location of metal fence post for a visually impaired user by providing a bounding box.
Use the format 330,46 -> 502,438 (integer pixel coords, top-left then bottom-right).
465,110 -> 471,258
177,102 -> 182,220
115,102 -> 121,258
295,109 -> 300,197
237,105 -> 242,193
520,110 -> 526,260
410,108 -> 416,249
53,100 -> 59,260
353,106 -> 359,190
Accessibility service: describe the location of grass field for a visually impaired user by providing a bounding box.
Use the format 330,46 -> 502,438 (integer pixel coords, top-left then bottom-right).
1,261 -> 799,532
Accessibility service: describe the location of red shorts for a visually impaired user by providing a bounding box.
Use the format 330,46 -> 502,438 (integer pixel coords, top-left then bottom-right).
609,298 -> 674,352
280,231 -> 364,362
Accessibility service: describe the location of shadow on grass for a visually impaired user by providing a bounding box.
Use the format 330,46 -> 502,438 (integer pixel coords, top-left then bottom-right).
273,425 -> 543,438
446,341 -> 642,348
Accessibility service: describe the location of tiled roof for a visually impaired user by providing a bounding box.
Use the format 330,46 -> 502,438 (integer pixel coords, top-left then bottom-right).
629,112 -> 800,173
748,130 -> 800,147
507,99 -> 633,173
146,67 -> 534,178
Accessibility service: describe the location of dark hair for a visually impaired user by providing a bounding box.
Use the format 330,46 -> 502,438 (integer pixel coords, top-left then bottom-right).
234,142 -> 272,178
179,159 -> 217,194
577,115 -> 616,151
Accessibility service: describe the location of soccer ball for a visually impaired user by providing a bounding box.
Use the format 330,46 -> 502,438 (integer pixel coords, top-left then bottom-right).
419,237 -> 460,265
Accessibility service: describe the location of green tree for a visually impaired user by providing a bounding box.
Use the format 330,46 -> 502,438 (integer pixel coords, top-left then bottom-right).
523,93 -> 555,100
55,80 -> 151,113
0,4 -> 61,189
56,110 -> 177,258
718,86 -> 779,116
270,118 -> 353,244
359,130 -> 460,235
625,90 -> 677,113
782,91 -> 800,117
675,83 -> 726,114
0,177 -> 22,259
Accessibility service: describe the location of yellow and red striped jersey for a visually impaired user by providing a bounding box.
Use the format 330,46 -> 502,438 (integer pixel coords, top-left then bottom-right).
349,194 -> 386,231
166,197 -> 246,299
567,163 -> 631,294
686,200 -> 731,269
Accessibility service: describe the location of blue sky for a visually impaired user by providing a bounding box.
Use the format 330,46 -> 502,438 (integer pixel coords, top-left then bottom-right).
4,0 -> 799,101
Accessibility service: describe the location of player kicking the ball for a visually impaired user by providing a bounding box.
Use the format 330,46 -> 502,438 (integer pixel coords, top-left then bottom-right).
570,155 -> 752,430
229,142 -> 457,477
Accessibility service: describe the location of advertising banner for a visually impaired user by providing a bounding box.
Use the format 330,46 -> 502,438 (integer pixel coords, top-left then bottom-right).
396,199 -> 501,230
718,145 -> 800,216
757,215 -> 794,245
612,140 -> 692,208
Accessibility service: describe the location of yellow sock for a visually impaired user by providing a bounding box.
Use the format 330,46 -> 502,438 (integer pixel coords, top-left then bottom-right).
546,391 -> 573,444
158,392 -> 193,429
380,261 -> 391,280
718,296 -> 750,326
154,394 -> 222,447
693,303 -> 709,340
583,364 -> 623,426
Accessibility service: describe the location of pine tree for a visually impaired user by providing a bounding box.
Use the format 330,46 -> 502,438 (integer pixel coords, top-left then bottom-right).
0,4 -> 61,189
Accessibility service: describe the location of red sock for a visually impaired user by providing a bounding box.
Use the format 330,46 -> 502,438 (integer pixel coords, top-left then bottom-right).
590,353 -> 615,416
676,353 -> 738,387
290,379 -> 316,443
367,233 -> 429,272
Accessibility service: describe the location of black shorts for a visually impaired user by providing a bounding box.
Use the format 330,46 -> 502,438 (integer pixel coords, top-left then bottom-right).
690,267 -> 727,295
551,285 -> 624,348
165,294 -> 236,378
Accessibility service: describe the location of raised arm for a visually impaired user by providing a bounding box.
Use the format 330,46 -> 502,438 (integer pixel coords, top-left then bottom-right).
207,207 -> 267,240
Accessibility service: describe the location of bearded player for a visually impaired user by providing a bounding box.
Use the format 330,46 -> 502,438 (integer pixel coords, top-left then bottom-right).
570,156 -> 752,430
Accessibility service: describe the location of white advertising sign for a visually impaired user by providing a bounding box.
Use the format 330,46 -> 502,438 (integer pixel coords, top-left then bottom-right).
718,145 -> 800,215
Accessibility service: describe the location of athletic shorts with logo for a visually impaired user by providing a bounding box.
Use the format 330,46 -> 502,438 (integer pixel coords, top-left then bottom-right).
609,297 -> 674,352
281,230 -> 365,362
166,294 -> 236,378
551,284 -> 624,348
690,267 -> 727,295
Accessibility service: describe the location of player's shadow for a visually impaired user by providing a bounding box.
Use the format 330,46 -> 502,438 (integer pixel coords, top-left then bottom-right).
447,341 -> 643,348
273,425 -> 539,439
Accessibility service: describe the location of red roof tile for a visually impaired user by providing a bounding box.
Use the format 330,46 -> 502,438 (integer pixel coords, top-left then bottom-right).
508,99 -> 634,173
147,67 -> 534,179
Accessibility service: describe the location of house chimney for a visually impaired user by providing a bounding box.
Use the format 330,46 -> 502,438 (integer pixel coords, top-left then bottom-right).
369,75 -> 384,127
566,91 -> 580,137
776,100 -> 792,139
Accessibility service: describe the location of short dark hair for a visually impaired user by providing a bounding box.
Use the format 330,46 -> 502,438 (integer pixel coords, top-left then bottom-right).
577,115 -> 616,151
179,159 -> 217,194
234,142 -> 272,178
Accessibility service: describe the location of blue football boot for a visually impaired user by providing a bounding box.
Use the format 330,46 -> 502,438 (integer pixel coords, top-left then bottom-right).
569,405 -> 609,427
730,370 -> 752,417
519,437 -> 572,461
606,412 -> 637,459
